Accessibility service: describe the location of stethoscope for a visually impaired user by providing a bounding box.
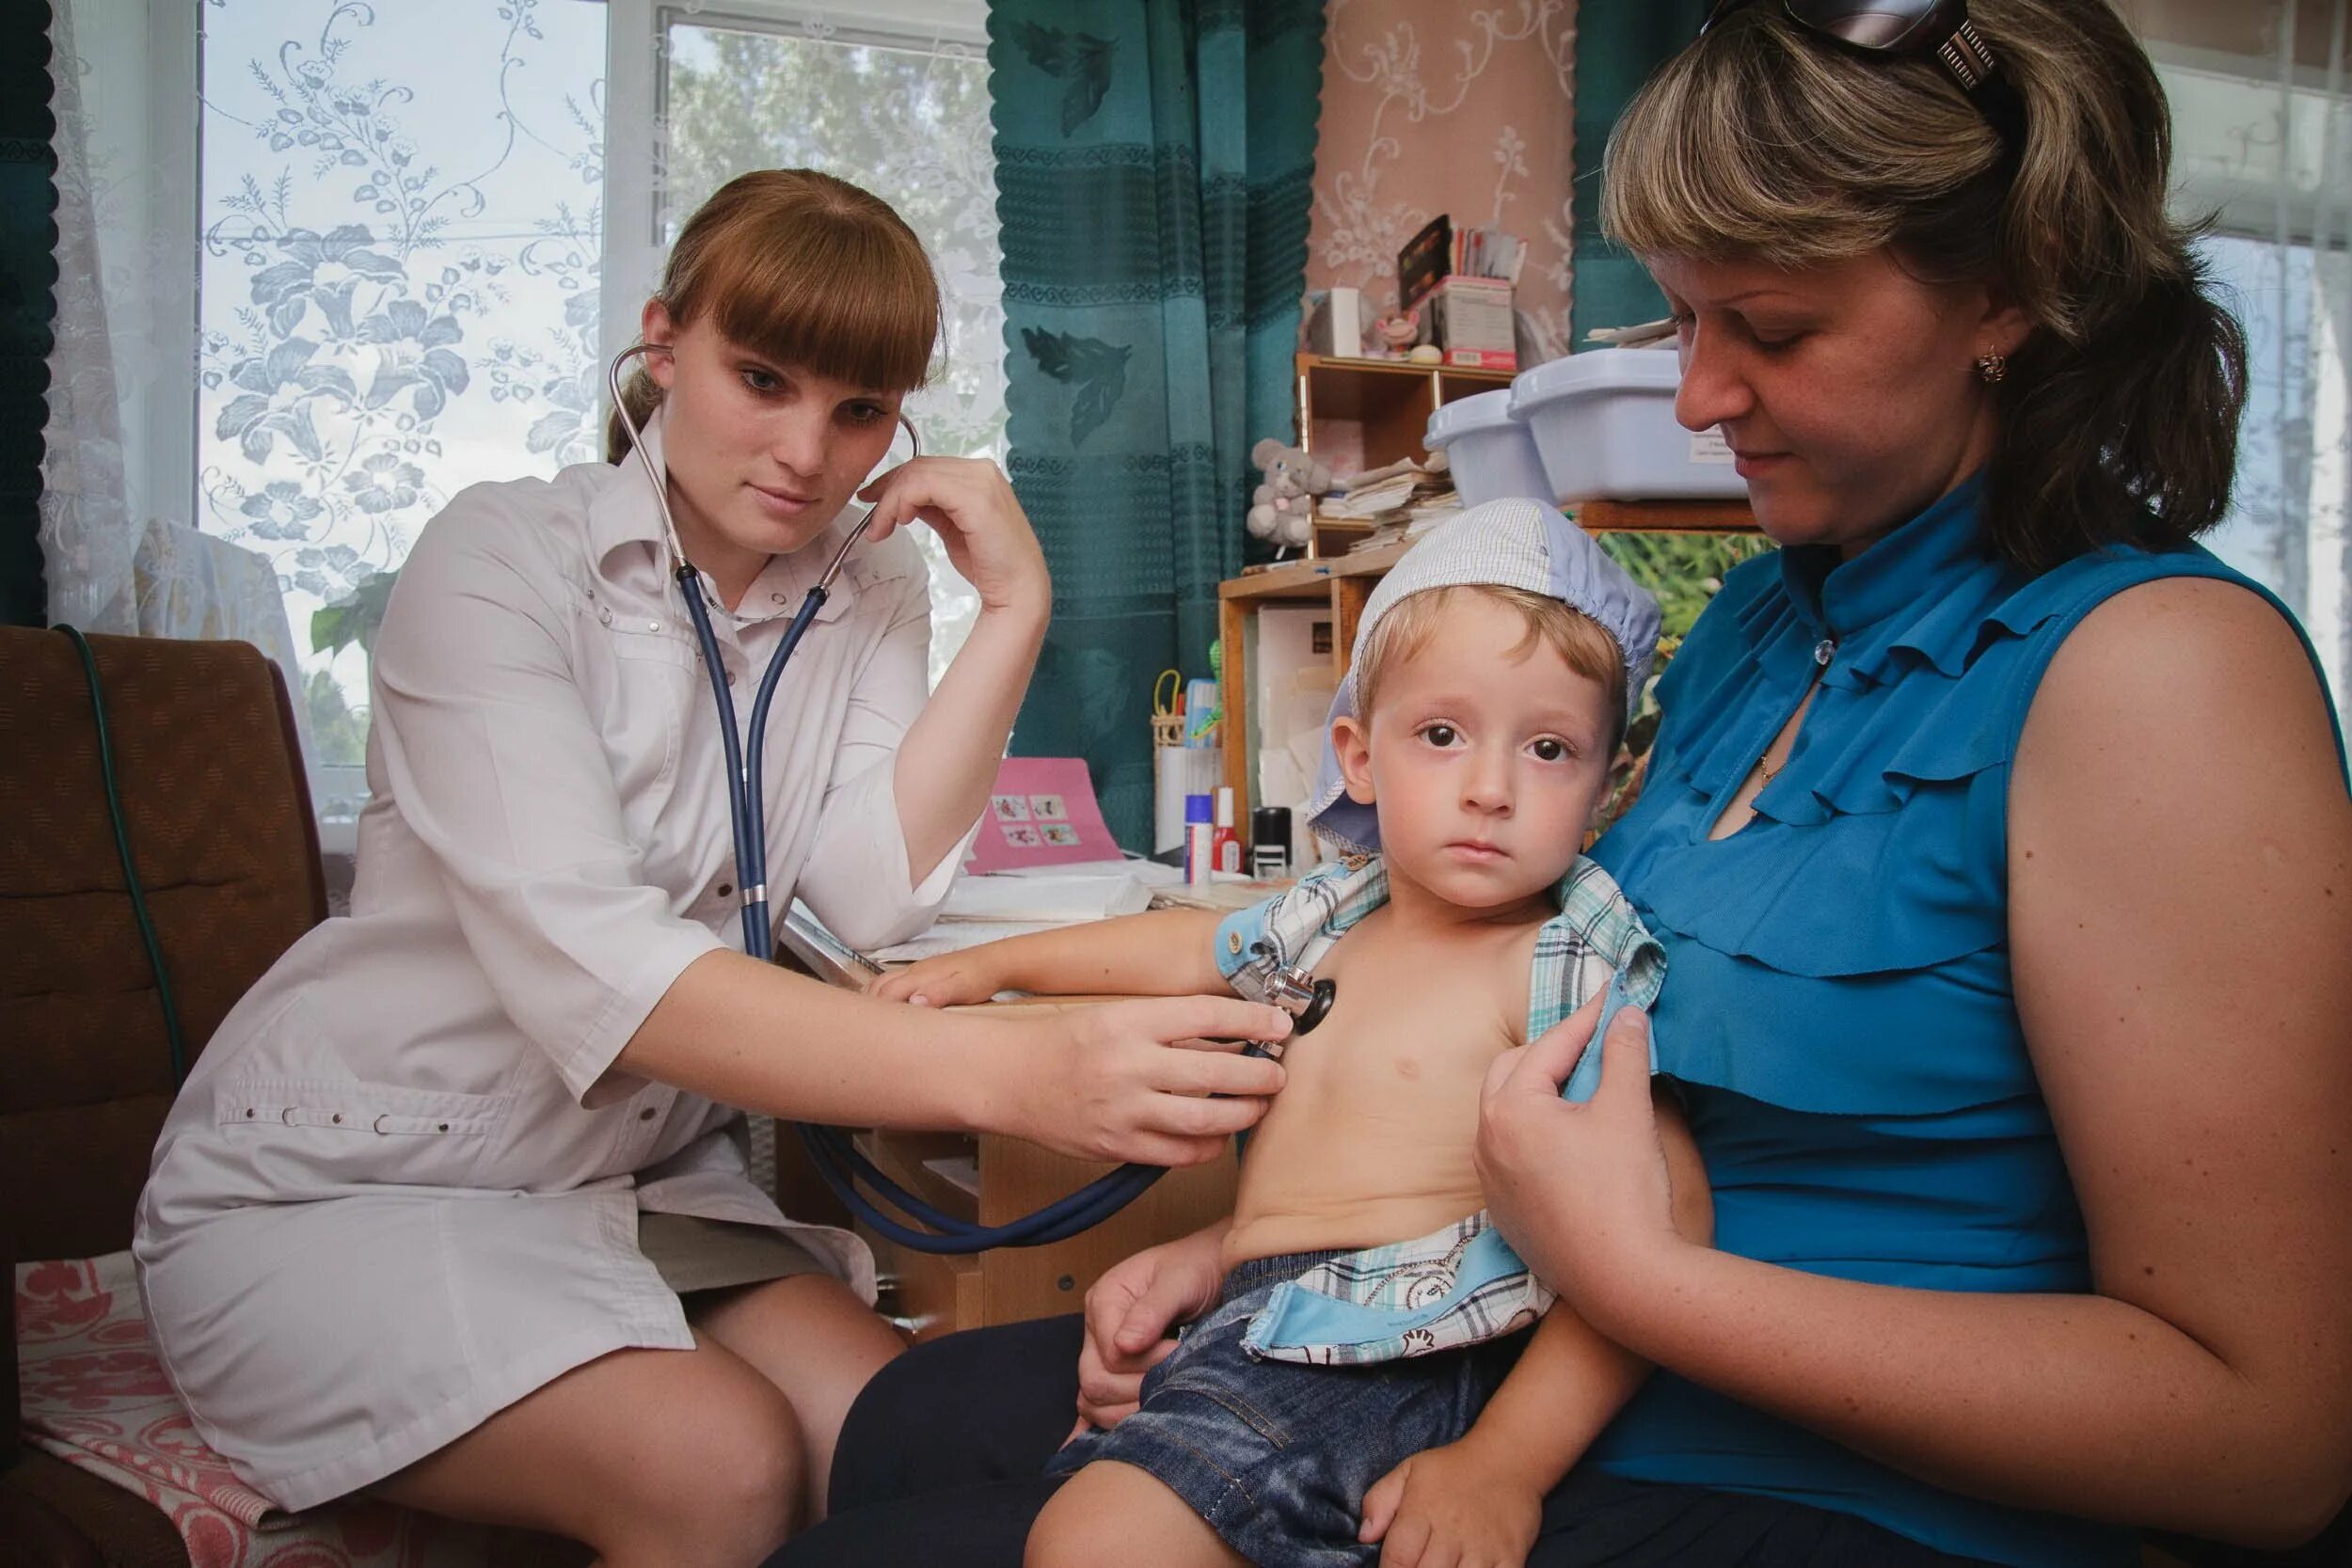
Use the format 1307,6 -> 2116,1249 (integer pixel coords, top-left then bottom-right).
608,343 -> 1331,1254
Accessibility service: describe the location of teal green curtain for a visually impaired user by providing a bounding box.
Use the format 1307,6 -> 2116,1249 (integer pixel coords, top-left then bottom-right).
1569,0 -> 1708,351
1,3 -> 56,626
988,0 -> 1323,849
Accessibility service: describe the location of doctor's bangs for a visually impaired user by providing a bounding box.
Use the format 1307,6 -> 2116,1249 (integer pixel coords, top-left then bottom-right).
668,169 -> 943,395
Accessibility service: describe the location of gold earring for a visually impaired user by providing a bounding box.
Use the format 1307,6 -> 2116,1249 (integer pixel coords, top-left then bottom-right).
1975,349 -> 2008,384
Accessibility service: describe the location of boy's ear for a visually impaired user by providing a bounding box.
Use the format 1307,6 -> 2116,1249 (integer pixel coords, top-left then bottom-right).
1331,714 -> 1375,805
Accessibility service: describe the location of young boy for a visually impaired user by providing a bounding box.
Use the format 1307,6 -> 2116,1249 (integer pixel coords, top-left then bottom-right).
875,499 -> 1711,1568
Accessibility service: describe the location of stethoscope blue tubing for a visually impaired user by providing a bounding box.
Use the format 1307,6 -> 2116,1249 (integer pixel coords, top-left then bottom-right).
668,539 -> 1167,1254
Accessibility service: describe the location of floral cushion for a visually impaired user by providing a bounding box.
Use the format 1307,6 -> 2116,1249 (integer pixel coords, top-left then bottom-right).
16,1251 -> 576,1567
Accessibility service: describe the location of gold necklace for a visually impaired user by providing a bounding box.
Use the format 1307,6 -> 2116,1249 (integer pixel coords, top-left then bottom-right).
1754,752 -> 1783,785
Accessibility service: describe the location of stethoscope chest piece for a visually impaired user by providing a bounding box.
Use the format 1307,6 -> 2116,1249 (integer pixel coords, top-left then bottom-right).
1250,962 -> 1335,1062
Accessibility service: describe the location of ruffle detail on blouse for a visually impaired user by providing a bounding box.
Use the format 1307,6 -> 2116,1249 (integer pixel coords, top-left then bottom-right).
1603,534 -> 2270,984
1617,773 -> 2008,978
1645,554 -> 1818,805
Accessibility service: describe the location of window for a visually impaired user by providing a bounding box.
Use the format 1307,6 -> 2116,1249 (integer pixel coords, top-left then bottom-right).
605,0 -> 998,685
129,0 -> 997,842
192,0 -> 609,834
2153,37 -> 2351,721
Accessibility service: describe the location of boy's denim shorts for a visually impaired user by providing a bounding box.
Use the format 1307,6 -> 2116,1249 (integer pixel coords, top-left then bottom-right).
1045,1249 -> 1529,1568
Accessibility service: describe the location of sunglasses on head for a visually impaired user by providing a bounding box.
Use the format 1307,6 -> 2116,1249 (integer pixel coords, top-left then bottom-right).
1702,0 -> 2026,153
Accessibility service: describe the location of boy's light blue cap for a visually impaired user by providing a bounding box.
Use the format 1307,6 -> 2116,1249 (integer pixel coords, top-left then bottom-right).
1305,498 -> 1663,857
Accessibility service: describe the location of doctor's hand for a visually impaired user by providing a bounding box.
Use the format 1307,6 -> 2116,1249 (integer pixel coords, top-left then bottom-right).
858,456 -> 1048,621
1004,995 -> 1288,1169
1067,1219 -> 1231,1439
1475,993 -> 1684,1334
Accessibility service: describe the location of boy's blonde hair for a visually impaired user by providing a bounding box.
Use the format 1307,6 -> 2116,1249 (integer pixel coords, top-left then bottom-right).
1352,584 -> 1629,752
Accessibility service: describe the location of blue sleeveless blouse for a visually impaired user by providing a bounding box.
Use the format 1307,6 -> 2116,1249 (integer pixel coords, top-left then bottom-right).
1583,474 -> 2343,1568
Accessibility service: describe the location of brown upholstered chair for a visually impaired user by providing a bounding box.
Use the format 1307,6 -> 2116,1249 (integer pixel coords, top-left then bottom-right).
0,627 -> 586,1568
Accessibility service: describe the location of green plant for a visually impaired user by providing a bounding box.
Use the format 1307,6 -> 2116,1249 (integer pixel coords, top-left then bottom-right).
310,566 -> 399,659
304,667 -> 371,767
1597,529 -> 1772,641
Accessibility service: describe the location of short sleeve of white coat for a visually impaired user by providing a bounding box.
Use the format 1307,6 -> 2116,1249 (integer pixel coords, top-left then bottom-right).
368,503 -> 725,1103
792,542 -> 981,950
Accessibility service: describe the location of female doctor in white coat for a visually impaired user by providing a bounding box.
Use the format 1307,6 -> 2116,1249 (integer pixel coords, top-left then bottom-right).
131,170 -> 1290,1568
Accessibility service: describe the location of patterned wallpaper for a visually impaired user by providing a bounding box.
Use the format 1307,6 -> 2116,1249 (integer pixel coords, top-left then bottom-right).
1305,0 -> 1579,363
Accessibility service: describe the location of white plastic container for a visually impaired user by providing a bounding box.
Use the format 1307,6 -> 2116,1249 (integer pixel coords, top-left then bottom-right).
1507,348 -> 1747,503
1423,389 -> 1552,508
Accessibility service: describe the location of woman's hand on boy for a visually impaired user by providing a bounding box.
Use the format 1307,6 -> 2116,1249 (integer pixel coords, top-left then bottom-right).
869,952 -> 1004,1007
1358,1436 -> 1544,1568
1475,993 -> 1686,1336
1068,1220 -> 1231,1438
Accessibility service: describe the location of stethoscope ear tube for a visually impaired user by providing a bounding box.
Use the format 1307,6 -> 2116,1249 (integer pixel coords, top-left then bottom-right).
612,341 -> 1170,1252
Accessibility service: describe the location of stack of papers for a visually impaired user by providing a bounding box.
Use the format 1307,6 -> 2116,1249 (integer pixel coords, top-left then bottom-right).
936,871 -> 1153,923
1320,456 -> 1460,532
1318,471 -> 1420,520
866,866 -> 1156,965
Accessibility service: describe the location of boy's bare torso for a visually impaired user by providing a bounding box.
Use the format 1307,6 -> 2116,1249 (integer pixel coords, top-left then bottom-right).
1221,902 -> 1544,1272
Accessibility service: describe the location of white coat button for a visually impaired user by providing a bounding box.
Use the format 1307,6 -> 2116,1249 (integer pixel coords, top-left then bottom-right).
647,620 -> 661,633
597,606 -> 613,626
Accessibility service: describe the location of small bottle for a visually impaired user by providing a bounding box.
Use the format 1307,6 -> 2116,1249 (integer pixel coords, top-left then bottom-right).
1212,787 -> 1241,874
1184,793 -> 1215,885
1250,805 -> 1293,879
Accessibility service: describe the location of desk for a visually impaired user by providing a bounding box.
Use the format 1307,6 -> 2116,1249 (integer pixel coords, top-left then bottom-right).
773,916 -> 1238,1342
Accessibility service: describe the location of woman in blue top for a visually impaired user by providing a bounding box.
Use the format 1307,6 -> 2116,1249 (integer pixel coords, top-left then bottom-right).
773,2 -> 2352,1564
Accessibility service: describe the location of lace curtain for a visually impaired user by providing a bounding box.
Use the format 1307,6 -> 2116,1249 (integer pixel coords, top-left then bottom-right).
39,0 -> 160,635
2153,0 -> 2352,717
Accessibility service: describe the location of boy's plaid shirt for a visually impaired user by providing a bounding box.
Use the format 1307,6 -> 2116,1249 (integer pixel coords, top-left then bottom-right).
1211,855 -> 1666,1365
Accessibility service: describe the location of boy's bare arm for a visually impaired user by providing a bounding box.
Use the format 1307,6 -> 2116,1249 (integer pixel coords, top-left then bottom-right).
1359,1098 -> 1711,1562
869,908 -> 1232,1006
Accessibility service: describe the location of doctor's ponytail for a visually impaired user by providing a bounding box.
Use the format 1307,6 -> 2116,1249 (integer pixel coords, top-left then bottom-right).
606,170 -> 943,464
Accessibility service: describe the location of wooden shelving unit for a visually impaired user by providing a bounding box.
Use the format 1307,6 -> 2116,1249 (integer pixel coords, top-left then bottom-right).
1295,352 -> 1515,559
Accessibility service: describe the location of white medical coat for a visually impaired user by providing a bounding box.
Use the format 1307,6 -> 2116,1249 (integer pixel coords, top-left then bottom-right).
132,407 -> 973,1510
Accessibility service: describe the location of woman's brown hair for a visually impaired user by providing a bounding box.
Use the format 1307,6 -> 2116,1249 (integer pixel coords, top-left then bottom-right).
606,169 -> 944,462
1600,0 -> 2248,573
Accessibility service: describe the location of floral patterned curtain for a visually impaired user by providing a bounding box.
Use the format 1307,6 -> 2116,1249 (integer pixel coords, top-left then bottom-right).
36,0 -> 608,785
988,0 -> 1326,848
193,0 -> 608,767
